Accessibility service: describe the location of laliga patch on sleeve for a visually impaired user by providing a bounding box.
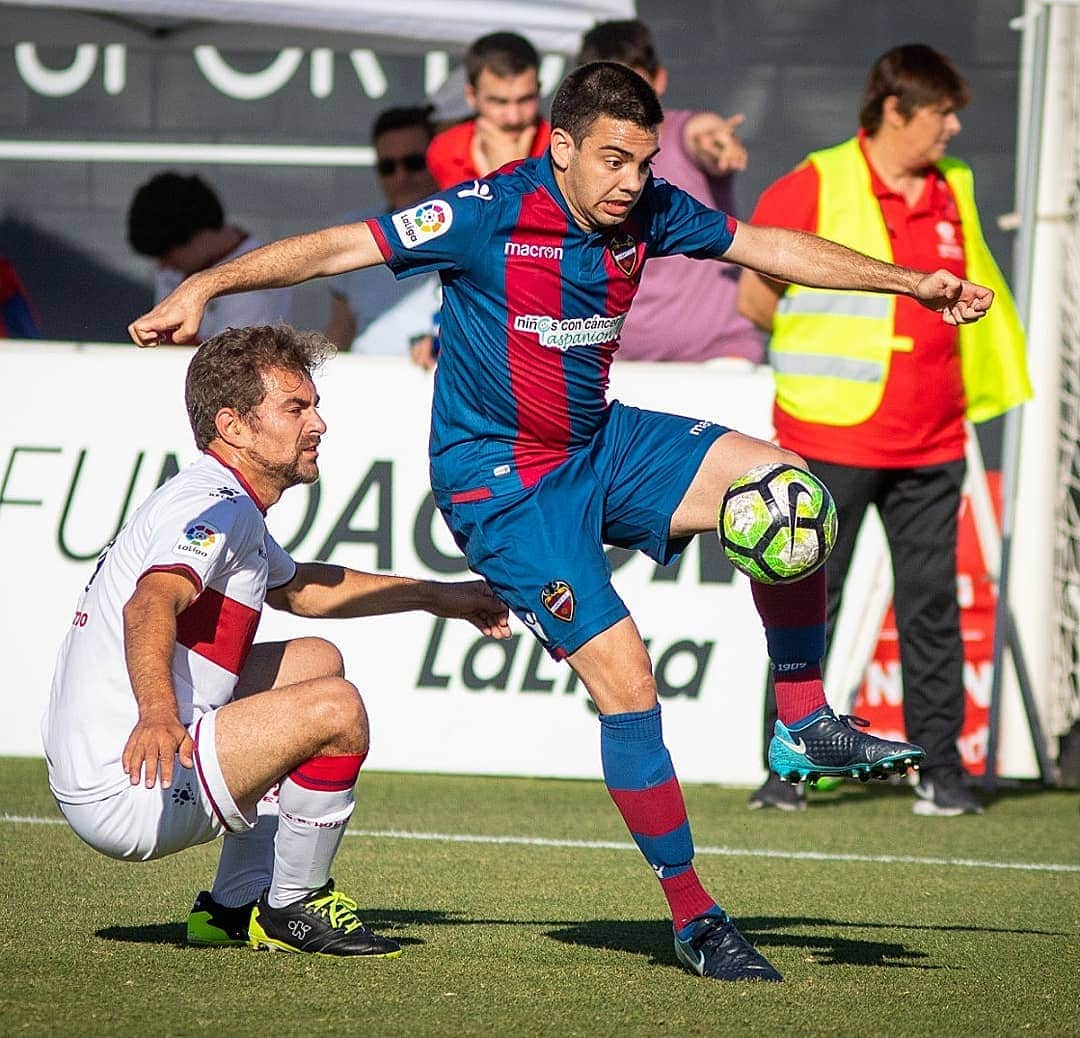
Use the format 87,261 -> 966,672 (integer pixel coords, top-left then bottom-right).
173,521 -> 223,561
391,201 -> 454,249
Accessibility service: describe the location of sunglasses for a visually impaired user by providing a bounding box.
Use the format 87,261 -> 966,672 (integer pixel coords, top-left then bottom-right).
376,153 -> 428,176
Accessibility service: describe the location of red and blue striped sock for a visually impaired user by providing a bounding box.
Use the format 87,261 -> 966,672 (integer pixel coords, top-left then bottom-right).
751,566 -> 829,727
600,706 -> 718,931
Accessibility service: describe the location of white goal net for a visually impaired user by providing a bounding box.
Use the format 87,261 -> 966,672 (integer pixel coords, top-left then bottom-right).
1051,7 -> 1080,741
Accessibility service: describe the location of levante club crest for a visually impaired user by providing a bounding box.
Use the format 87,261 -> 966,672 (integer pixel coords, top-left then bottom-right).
541,580 -> 575,622
608,234 -> 639,276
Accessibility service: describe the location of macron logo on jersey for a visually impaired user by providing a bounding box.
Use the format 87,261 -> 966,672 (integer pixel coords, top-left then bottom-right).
392,201 -> 453,249
504,241 -> 564,260
513,313 -> 625,352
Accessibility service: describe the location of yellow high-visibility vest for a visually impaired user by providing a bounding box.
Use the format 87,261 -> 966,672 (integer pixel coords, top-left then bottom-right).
770,136 -> 1031,425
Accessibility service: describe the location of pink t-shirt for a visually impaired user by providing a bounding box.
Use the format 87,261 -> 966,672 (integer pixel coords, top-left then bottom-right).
617,109 -> 764,362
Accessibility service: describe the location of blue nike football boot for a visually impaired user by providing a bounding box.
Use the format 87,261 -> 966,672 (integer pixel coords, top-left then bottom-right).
674,911 -> 783,982
768,706 -> 924,784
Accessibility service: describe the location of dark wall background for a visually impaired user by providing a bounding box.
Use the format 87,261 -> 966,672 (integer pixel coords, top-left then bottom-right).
0,0 -> 1022,345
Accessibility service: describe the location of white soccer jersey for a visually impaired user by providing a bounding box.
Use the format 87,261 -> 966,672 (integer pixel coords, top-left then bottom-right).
42,452 -> 296,804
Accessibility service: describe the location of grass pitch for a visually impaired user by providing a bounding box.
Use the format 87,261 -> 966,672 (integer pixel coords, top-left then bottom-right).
2,757 -> 1077,1037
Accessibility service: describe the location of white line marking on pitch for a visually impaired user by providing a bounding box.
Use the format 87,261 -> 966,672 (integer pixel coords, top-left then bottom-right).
4,814 -> 1077,874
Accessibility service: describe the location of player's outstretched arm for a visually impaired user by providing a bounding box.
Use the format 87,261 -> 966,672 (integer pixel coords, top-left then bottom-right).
267,563 -> 512,639
724,222 -> 993,324
127,222 -> 387,347
120,569 -> 200,789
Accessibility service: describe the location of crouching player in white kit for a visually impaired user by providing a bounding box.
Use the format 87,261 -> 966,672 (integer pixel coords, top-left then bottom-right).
42,325 -> 511,957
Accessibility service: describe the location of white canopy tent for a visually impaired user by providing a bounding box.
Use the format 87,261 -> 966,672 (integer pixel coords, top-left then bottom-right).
0,0 -> 634,164
0,0 -> 634,53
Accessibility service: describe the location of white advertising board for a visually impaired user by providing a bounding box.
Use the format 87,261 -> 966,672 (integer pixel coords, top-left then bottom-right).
2,343 -> 776,784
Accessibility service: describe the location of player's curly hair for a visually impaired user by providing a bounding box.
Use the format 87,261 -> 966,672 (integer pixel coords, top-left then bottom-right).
550,61 -> 663,145
185,325 -> 336,450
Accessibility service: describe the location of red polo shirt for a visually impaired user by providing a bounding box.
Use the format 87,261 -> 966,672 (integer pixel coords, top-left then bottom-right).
751,135 -> 968,468
427,118 -> 552,190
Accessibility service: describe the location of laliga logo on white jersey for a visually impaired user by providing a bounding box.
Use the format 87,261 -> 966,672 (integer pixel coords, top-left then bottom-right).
392,200 -> 454,249
173,520 -> 222,560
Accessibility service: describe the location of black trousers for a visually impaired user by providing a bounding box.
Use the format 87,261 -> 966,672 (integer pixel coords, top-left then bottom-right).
760,457 -> 967,774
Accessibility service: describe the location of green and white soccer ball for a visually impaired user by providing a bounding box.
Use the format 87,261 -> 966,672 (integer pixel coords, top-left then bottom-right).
718,463 -> 838,584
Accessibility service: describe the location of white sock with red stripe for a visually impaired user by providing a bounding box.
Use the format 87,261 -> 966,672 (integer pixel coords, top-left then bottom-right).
268,754 -> 363,909
211,785 -> 280,907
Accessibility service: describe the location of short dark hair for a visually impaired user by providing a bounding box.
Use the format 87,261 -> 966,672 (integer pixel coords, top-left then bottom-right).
577,19 -> 661,77
465,31 -> 540,87
860,44 -> 972,135
550,61 -> 663,146
127,172 -> 224,259
185,325 -> 335,451
371,105 -> 436,145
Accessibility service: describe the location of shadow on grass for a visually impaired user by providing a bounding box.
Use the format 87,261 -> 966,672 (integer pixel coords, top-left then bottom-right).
97,922 -> 189,947
545,918 -> 934,970
96,907 -> 458,948
804,777 -> 1068,810
545,914 -> 1067,971
98,906 -> 1067,967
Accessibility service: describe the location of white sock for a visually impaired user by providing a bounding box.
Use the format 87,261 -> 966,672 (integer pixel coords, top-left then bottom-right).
268,755 -> 361,909
210,785 -> 279,907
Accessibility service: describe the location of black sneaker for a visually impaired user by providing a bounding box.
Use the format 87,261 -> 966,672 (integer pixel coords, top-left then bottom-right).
913,768 -> 984,816
748,772 -> 807,811
674,911 -> 783,982
768,707 -> 925,783
186,890 -> 256,947
249,880 -> 402,958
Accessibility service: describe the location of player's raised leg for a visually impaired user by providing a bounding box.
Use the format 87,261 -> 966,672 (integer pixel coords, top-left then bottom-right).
203,641 -> 400,958
671,432 -> 925,783
568,619 -> 782,983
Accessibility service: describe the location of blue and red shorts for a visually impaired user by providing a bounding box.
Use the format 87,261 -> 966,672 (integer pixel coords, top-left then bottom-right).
435,402 -> 730,658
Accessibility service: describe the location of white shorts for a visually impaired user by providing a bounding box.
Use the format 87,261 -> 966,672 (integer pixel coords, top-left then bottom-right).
58,710 -> 256,862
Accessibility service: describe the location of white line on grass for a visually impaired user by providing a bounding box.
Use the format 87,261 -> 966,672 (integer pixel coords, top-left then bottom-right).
4,814 -> 1077,874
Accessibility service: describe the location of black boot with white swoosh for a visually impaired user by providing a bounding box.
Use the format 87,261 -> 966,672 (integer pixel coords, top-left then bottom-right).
768,707 -> 924,784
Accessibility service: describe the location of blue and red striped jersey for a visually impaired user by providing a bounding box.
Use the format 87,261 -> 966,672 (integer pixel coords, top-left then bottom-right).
367,154 -> 736,498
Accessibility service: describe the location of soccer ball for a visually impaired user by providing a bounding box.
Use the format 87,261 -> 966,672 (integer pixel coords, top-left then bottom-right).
718,463 -> 837,584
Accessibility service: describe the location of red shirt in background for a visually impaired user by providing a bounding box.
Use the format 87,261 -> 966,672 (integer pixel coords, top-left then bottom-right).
427,118 -> 552,190
0,256 -> 41,338
751,136 -> 968,468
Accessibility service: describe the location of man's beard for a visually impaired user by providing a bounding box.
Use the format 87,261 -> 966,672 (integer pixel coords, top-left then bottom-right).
250,445 -> 319,490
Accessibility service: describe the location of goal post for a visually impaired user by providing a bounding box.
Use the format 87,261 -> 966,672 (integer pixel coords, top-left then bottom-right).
996,0 -> 1080,782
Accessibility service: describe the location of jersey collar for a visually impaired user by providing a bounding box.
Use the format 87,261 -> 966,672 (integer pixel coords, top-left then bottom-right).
532,148 -> 645,241
204,449 -> 268,514
533,151 -> 587,232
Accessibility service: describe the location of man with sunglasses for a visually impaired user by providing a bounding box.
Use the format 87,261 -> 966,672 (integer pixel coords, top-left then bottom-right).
326,106 -> 441,366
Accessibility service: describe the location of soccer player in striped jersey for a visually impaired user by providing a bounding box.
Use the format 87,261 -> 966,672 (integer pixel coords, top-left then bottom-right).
129,63 -> 994,981
44,325 -> 510,957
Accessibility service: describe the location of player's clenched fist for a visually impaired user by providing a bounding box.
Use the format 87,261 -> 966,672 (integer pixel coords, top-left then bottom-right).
914,269 -> 994,326
128,277 -> 209,347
